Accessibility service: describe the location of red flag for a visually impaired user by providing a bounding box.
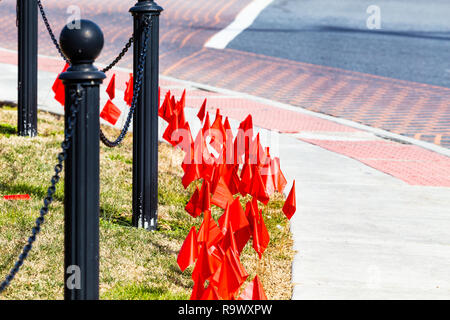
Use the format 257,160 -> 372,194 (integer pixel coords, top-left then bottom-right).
211,176 -> 234,210
177,227 -> 198,272
199,180 -> 211,214
238,275 -> 267,300
219,218 -> 239,255
250,167 -> 270,205
252,209 -> 270,259
191,244 -> 215,290
224,117 -> 232,132
239,114 -> 253,134
182,163 -> 202,189
100,100 -> 121,125
209,111 -> 227,153
216,248 -> 248,300
176,121 -> 194,158
222,164 -> 240,195
261,148 -> 275,196
244,198 -> 258,232
218,197 -> 249,232
124,73 -> 133,106
3,194 -> 31,200
176,89 -> 186,112
182,129 -> 209,187
282,180 -> 296,220
52,63 -> 69,106
234,128 -> 252,166
197,210 -> 223,247
190,278 -> 206,300
271,157 -> 287,193
177,100 -> 187,128
222,117 -> 235,165
239,163 -> 253,196
202,112 -> 211,134
200,284 -> 220,300
218,199 -> 251,254
247,133 -> 267,166
162,110 -> 180,146
158,90 -> 172,121
106,73 -> 115,100
165,91 -> 175,122
182,122 -> 206,171
185,186 -> 202,218
197,99 -> 207,122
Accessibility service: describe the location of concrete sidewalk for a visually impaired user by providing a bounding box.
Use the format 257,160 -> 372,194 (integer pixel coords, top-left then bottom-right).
1,49 -> 449,299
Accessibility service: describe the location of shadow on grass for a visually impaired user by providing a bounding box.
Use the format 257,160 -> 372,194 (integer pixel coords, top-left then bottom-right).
0,101 -> 17,109
0,124 -> 17,136
0,181 -> 64,204
0,241 -> 29,274
100,207 -> 133,227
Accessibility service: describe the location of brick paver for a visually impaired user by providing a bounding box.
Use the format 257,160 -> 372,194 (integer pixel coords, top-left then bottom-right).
0,0 -> 449,148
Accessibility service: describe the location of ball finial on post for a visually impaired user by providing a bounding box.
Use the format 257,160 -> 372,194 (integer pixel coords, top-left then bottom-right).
59,19 -> 104,65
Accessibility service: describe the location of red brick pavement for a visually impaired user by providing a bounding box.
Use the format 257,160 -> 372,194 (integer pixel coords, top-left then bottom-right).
162,48 -> 450,148
1,50 -> 449,187
0,0 -> 449,148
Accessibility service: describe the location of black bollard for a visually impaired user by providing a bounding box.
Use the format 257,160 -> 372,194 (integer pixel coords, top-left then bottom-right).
59,20 -> 105,300
17,0 -> 38,137
130,0 -> 163,231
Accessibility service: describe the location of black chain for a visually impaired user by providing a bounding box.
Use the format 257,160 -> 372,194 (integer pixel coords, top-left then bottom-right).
37,0 -> 133,73
36,0 -> 70,64
0,88 -> 83,295
99,17 -> 152,148
36,0 -> 149,148
101,36 -> 134,73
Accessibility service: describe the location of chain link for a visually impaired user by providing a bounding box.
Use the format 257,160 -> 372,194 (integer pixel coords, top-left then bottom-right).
35,0 -> 150,148
37,0 -> 133,73
36,0 -> 70,64
99,17 -> 152,148
101,36 -> 134,73
0,88 -> 83,295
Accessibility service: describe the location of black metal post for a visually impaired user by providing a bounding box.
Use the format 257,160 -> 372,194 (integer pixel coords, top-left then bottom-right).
130,0 -> 163,231
17,0 -> 38,137
59,20 -> 105,300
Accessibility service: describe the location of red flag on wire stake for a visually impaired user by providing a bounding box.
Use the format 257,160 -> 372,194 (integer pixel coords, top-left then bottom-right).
282,180 -> 296,220
177,227 -> 199,272
215,248 -> 248,300
238,275 -> 267,300
197,99 -> 207,122
106,73 -> 116,100
3,194 -> 31,200
52,63 -> 69,106
124,73 -> 133,106
271,157 -> 287,193
100,100 -> 121,126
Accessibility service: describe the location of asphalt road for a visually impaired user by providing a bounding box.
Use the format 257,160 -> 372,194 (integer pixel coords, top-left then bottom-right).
228,0 -> 450,88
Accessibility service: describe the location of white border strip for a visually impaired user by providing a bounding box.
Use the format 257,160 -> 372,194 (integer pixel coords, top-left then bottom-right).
204,0 -> 274,49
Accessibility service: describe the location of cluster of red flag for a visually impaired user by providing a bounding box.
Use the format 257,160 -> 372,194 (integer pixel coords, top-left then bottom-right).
52,66 -> 132,126
51,66 -> 297,299
159,90 -> 297,300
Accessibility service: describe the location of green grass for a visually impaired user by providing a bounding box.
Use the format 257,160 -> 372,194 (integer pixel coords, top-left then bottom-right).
0,106 -> 294,300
